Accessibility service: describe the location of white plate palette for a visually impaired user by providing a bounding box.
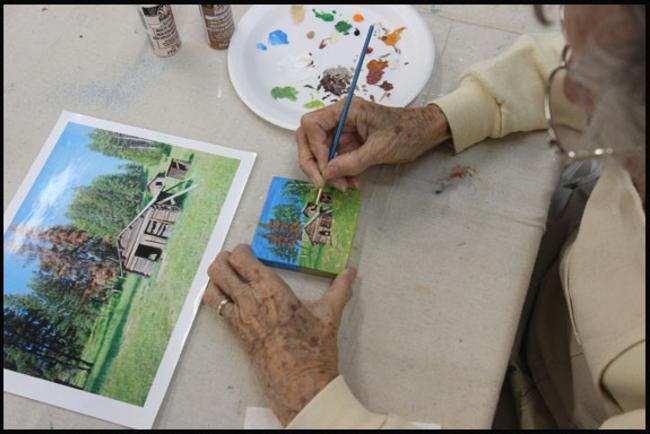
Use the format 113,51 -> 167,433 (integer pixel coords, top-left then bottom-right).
228,5 -> 435,130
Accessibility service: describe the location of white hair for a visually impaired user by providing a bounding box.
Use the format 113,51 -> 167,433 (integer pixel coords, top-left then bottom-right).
569,5 -> 645,196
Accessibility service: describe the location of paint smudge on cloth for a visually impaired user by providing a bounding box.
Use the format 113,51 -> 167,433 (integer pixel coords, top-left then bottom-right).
434,166 -> 477,194
271,86 -> 299,101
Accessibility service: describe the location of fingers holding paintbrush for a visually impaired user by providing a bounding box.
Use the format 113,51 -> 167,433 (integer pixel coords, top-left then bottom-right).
298,105 -> 361,191
305,24 -> 375,202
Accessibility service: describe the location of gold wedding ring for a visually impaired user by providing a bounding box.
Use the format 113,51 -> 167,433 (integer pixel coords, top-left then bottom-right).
217,299 -> 230,316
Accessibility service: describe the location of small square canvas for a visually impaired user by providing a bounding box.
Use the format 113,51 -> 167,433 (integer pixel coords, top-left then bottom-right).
252,177 -> 361,277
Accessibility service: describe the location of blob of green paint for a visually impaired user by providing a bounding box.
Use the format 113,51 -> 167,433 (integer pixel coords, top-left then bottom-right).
313,9 -> 334,22
335,21 -> 353,34
271,86 -> 299,102
303,100 -> 326,109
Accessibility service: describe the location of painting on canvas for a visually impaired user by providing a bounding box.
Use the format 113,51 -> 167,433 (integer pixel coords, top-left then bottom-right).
251,177 -> 361,277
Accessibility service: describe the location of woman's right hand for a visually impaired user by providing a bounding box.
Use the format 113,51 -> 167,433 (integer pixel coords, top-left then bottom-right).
297,96 -> 452,191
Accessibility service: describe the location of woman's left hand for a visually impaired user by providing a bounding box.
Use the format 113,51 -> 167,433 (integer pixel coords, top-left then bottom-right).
203,244 -> 357,427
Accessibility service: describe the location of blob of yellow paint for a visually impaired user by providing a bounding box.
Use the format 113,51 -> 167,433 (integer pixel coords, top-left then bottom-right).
290,5 -> 305,24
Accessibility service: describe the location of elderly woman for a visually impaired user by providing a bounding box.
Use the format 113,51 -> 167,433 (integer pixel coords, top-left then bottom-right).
203,5 -> 645,429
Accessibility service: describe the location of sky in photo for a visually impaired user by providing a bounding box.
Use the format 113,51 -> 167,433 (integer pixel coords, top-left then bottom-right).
4,122 -> 130,296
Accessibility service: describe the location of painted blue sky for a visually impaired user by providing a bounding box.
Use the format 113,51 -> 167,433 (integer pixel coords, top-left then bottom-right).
251,177 -> 307,268
4,122 -> 132,297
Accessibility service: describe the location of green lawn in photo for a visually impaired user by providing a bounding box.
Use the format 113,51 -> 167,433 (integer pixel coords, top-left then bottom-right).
76,148 -> 240,406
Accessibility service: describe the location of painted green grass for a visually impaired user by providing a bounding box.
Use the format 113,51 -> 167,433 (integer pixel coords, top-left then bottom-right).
79,150 -> 240,406
297,187 -> 361,275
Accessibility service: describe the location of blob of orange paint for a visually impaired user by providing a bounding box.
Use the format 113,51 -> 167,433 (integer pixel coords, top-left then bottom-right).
353,14 -> 364,23
380,26 -> 406,46
366,59 -> 389,85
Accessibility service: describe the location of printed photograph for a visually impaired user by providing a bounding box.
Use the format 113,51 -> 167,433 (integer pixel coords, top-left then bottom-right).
251,176 -> 361,277
3,121 -> 241,407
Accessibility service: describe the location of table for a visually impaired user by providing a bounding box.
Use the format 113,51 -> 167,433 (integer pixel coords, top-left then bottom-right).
3,5 -> 561,429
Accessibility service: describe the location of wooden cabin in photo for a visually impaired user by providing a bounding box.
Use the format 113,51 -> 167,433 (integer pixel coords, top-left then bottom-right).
167,158 -> 191,179
116,180 -> 198,277
301,202 -> 334,246
147,173 -> 166,194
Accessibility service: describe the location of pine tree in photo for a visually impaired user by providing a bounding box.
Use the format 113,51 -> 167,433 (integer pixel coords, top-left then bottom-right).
86,129 -> 170,166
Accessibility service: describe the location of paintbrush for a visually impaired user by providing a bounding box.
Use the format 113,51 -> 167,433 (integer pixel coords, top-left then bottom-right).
315,24 -> 375,205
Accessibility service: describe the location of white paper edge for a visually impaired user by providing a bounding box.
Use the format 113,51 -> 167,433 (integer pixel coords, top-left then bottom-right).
3,110 -> 257,429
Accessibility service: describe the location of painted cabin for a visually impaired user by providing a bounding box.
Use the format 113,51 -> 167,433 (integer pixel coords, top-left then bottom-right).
319,192 -> 332,204
301,201 -> 334,246
301,193 -> 332,218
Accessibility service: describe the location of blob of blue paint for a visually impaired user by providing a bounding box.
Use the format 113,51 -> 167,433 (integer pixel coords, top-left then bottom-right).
256,43 -> 268,51
268,30 -> 289,46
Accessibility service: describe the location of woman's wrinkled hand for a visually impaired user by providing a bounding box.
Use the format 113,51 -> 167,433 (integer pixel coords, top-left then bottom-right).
297,97 -> 451,191
203,244 -> 357,427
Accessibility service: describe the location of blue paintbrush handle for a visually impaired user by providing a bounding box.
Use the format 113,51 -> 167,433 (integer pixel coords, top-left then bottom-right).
328,24 -> 375,161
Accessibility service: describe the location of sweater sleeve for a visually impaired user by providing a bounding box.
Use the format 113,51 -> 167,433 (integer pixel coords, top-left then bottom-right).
600,409 -> 646,429
286,375 -> 417,429
599,342 -> 646,429
431,32 -> 586,153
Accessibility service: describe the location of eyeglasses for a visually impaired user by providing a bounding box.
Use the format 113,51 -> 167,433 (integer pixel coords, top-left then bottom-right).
543,6 -> 640,161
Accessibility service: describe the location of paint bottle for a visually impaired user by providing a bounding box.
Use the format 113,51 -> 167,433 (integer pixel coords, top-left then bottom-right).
198,5 -> 235,50
137,5 -> 182,57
